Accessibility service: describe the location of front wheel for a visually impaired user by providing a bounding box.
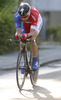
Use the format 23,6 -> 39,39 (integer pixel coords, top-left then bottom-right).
16,49 -> 26,90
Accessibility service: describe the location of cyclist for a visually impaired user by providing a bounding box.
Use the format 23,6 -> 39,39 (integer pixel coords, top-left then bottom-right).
14,2 -> 43,70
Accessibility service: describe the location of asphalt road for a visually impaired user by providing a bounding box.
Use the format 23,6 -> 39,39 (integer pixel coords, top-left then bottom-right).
0,61 -> 61,100
0,44 -> 61,70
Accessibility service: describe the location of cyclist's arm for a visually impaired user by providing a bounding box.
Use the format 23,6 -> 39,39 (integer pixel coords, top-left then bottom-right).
27,28 -> 38,39
14,13 -> 22,36
16,28 -> 21,36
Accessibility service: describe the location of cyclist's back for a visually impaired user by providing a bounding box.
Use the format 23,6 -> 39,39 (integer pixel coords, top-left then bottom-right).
14,7 -> 42,33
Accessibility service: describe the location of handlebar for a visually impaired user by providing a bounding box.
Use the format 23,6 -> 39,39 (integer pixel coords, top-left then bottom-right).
8,38 -> 35,43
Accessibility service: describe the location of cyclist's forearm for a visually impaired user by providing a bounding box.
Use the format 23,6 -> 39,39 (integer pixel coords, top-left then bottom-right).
27,32 -> 33,37
28,29 -> 38,38
16,28 -> 21,35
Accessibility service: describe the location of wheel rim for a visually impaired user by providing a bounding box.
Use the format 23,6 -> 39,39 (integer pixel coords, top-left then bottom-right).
16,50 -> 26,90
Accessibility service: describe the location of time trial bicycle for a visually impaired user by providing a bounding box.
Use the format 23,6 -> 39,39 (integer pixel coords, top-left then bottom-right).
9,38 -> 39,90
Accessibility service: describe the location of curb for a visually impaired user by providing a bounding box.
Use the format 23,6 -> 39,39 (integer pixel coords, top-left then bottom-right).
0,59 -> 61,71
0,67 -> 16,71
40,59 -> 61,66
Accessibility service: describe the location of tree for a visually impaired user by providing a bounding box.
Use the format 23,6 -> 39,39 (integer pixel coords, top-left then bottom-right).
0,0 -> 18,54
18,0 -> 23,7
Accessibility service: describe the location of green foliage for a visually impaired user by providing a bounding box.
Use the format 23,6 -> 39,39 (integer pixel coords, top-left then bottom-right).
0,0 -> 18,54
46,26 -> 61,42
0,0 -> 17,9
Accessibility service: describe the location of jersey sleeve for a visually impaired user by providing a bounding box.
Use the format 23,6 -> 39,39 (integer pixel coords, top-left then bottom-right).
14,12 -> 22,28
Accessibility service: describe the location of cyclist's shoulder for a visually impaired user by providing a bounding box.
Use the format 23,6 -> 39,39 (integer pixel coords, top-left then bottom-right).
14,12 -> 19,18
30,7 -> 39,16
30,7 -> 39,21
14,12 -> 22,22
31,7 -> 39,13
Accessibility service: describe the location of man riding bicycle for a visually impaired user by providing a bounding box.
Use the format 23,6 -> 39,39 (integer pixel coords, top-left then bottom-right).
14,2 -> 43,70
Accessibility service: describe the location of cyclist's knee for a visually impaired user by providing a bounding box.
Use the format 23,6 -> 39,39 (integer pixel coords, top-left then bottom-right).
30,31 -> 38,40
30,35 -> 37,46
30,40 -> 37,47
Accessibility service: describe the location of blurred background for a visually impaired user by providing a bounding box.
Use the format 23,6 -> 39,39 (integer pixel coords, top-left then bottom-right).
0,0 -> 61,54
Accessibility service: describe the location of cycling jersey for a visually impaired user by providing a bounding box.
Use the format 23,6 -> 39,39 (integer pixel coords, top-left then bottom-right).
14,7 -> 42,34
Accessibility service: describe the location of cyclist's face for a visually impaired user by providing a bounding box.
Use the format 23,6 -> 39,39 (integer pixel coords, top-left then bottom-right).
20,15 -> 29,21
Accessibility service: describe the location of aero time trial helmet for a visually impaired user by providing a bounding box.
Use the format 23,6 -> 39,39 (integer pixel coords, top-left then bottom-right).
18,3 -> 30,18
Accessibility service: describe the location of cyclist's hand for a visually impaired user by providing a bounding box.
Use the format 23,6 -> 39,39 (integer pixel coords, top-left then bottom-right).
15,33 -> 20,40
22,34 -> 27,40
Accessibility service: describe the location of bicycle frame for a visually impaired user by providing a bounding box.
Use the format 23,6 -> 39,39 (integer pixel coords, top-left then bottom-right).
21,42 -> 32,76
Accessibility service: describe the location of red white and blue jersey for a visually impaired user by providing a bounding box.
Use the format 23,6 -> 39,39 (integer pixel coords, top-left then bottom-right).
14,7 -> 42,34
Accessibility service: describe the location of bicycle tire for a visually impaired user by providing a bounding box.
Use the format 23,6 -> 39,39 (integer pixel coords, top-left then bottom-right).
16,49 -> 26,90
30,51 -> 39,86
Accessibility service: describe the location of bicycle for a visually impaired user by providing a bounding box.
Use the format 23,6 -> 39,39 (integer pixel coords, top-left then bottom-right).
9,38 -> 39,90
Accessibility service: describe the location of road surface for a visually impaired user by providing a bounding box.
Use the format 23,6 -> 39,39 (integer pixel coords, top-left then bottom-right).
0,44 -> 61,70
0,61 -> 61,100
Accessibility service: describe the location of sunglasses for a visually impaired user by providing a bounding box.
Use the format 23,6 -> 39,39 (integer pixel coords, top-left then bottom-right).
20,15 -> 29,18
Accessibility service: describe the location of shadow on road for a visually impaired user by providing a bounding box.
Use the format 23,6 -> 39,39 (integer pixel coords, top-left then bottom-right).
19,85 -> 54,100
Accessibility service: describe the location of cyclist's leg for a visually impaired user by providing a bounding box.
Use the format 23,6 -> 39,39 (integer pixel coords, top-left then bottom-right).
30,14 -> 43,70
30,33 -> 38,70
